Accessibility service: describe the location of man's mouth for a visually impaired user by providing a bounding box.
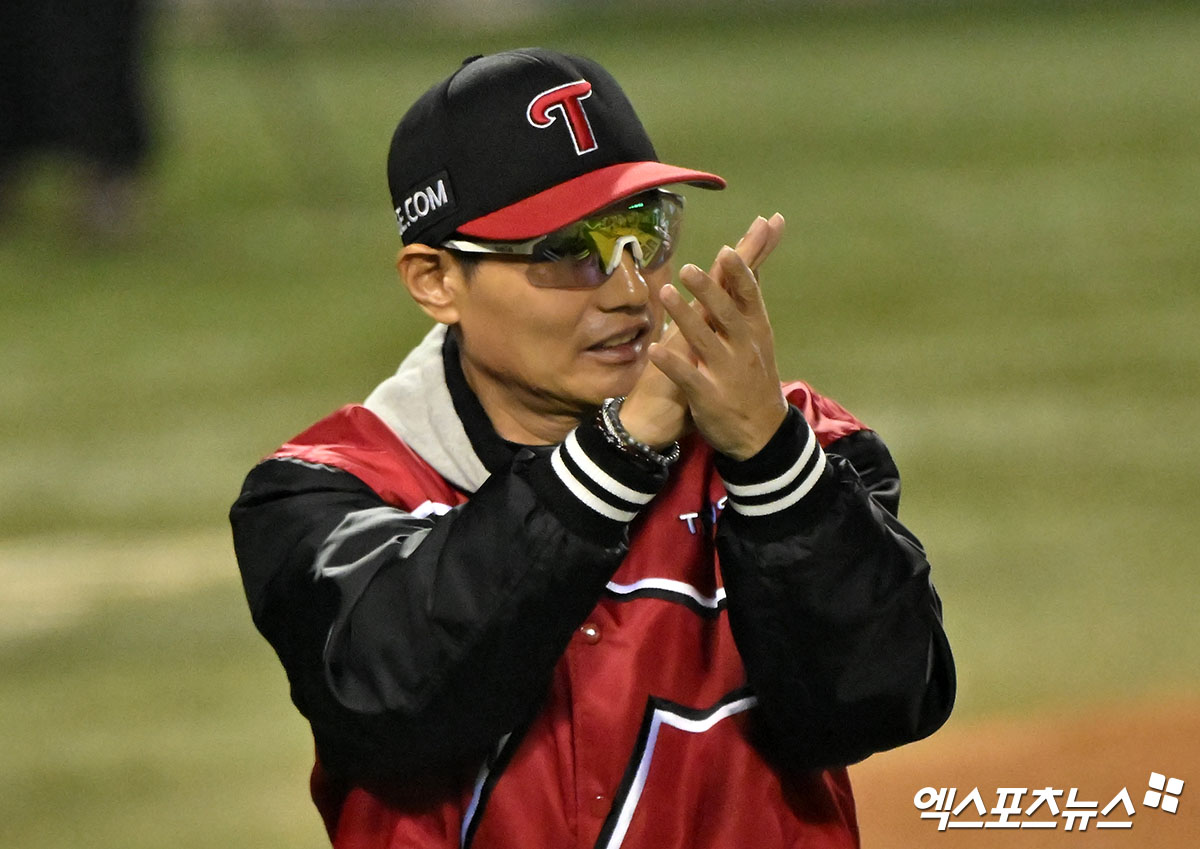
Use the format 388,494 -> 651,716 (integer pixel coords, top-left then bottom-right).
586,324 -> 651,362
593,327 -> 645,349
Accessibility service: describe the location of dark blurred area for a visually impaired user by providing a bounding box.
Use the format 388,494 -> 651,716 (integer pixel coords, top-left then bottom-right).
0,0 -> 153,241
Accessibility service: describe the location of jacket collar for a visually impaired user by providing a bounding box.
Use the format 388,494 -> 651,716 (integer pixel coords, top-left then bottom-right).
362,324 -> 495,493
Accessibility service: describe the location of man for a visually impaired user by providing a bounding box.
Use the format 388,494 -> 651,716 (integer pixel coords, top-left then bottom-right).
231,48 -> 954,849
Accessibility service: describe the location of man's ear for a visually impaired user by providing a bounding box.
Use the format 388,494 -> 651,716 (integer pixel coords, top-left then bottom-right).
397,244 -> 462,325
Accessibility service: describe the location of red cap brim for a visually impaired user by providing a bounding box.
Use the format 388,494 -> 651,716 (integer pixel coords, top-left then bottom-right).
455,161 -> 726,241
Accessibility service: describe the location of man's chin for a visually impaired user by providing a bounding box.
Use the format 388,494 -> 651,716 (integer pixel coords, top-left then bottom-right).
585,364 -> 645,405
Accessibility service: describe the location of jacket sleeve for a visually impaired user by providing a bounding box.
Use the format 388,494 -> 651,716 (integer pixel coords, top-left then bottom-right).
229,422 -> 668,785
713,404 -> 955,770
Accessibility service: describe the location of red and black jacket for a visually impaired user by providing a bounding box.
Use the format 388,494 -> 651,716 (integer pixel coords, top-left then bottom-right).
230,326 -> 954,848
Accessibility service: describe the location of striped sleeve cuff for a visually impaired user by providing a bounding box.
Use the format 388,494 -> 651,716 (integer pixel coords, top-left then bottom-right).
715,405 -> 837,538
526,419 -> 669,545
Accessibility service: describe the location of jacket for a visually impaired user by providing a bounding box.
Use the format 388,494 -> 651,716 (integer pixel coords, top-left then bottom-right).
230,324 -> 955,848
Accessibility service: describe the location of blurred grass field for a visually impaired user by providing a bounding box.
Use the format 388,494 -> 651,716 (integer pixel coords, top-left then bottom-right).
1,2 -> 1198,846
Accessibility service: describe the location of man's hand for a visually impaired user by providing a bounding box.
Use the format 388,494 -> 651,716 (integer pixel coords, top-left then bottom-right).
619,215 -> 786,451
647,215 -> 789,461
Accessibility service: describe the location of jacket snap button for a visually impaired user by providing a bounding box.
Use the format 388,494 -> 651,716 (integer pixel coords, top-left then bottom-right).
589,794 -> 610,817
579,623 -> 602,644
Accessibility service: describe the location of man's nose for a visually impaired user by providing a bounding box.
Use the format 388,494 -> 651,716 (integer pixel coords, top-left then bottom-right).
598,247 -> 650,309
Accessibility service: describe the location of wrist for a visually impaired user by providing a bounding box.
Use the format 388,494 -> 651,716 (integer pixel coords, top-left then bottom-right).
615,392 -> 685,450
715,405 -> 835,535
598,396 -> 681,469
723,396 -> 790,461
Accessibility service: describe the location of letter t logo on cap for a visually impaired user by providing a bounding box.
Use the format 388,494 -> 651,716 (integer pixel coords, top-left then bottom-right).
527,80 -> 598,155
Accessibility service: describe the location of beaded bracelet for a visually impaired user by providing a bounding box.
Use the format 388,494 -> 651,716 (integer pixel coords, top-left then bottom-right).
598,396 -> 681,469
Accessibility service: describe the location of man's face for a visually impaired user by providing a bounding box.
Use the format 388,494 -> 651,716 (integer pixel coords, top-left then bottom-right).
451,250 -> 671,440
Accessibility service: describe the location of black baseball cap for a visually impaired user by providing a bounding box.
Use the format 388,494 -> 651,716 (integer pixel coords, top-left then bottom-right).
387,48 -> 726,246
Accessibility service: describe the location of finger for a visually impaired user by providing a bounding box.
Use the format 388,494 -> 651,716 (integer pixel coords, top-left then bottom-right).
648,339 -> 714,400
677,262 -> 749,343
656,317 -> 698,363
714,246 -> 768,320
659,281 -> 726,360
740,216 -> 781,272
657,316 -> 680,344
732,217 -> 771,270
753,213 -> 785,270
732,213 -> 786,273
690,213 -> 786,331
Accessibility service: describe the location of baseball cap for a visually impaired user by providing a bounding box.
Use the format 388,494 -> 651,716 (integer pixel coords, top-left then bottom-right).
387,48 -> 726,246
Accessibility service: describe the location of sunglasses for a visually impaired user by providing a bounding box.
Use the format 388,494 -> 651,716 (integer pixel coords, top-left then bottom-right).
442,190 -> 684,288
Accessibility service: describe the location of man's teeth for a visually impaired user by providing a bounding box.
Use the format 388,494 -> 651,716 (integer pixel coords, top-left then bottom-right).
602,330 -> 639,348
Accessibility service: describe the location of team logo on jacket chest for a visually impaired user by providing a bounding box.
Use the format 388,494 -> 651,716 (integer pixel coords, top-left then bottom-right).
678,496 -> 728,534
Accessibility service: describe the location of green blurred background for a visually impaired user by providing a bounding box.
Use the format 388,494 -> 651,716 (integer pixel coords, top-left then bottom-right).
1,1 -> 1197,845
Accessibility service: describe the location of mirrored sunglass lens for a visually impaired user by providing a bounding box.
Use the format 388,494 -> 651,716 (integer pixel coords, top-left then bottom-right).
526,193 -> 683,287
628,194 -> 683,269
530,232 -> 590,263
525,254 -> 609,288
591,211 -> 673,269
